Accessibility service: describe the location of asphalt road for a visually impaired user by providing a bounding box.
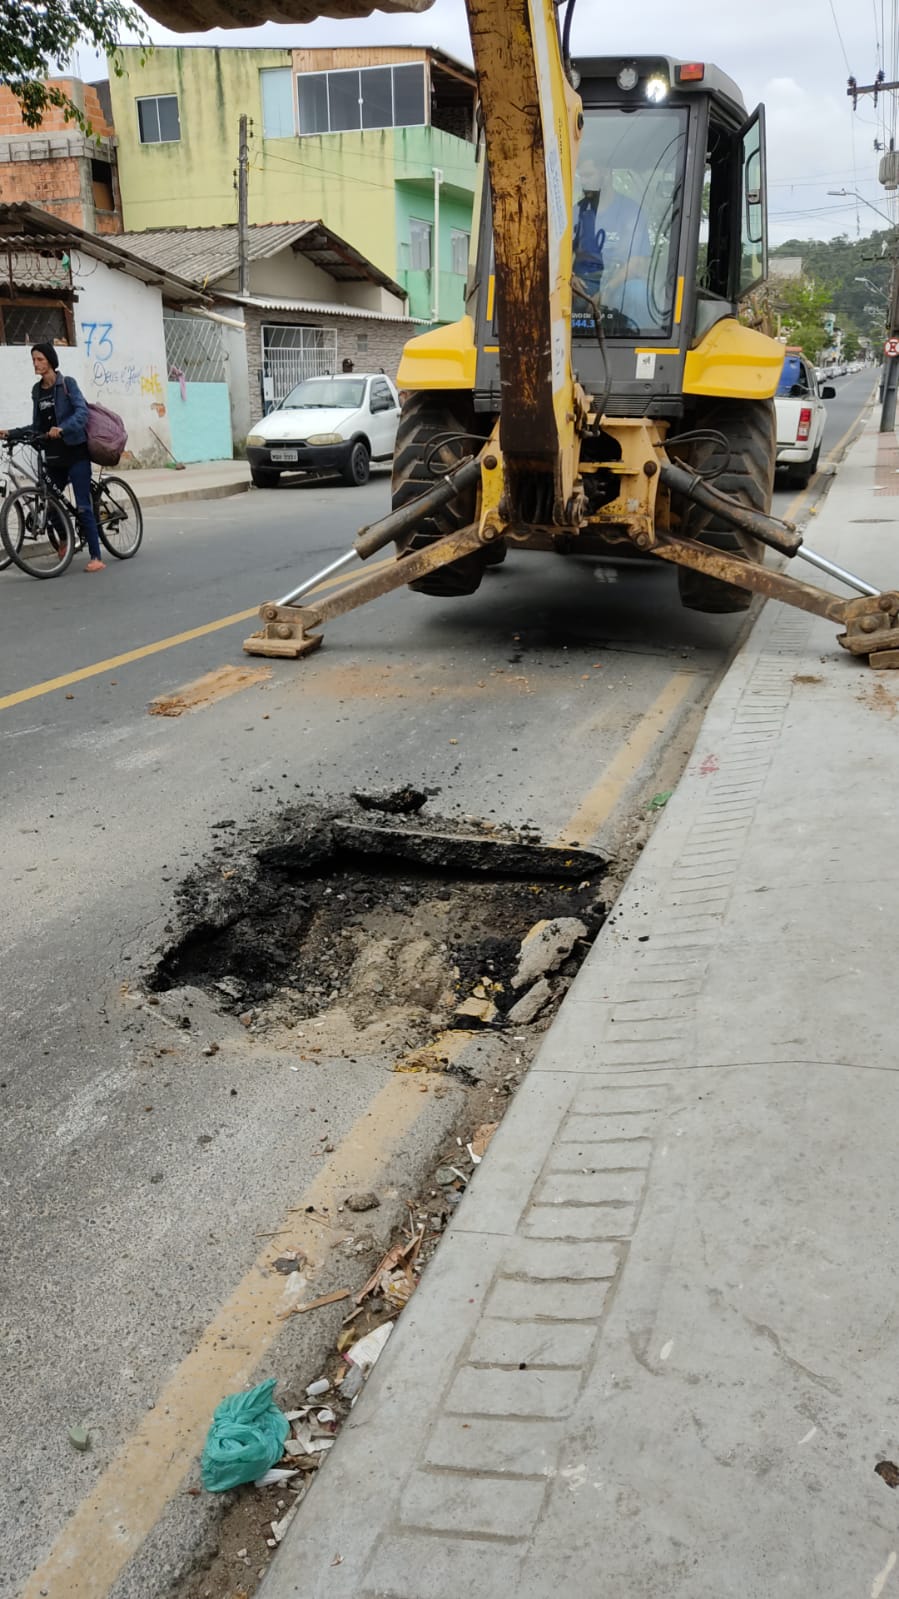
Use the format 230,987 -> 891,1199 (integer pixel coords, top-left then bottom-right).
0,369 -> 876,1599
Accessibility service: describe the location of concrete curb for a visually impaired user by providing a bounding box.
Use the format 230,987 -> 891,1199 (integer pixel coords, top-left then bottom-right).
137,480 -> 252,509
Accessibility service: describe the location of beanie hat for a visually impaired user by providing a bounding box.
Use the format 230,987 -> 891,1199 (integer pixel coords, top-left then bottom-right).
31,342 -> 60,371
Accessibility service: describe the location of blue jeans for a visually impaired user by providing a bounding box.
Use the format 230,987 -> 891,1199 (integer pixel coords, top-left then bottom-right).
48,455 -> 102,560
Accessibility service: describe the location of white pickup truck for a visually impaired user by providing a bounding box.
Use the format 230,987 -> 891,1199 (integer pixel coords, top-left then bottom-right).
774,351 -> 835,488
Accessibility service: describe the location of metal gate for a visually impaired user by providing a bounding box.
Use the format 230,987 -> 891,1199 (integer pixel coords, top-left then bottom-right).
262,324 -> 336,403
163,312 -> 226,382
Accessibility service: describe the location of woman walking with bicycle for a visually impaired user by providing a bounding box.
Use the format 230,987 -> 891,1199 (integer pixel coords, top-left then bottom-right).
0,344 -> 105,572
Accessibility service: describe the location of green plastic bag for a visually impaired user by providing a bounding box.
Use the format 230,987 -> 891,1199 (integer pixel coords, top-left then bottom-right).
201,1377 -> 289,1492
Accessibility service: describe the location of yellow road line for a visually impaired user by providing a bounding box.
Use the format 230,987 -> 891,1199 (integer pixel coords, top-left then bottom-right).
20,1071 -> 444,1599
554,672 -> 694,847
0,557 -> 393,714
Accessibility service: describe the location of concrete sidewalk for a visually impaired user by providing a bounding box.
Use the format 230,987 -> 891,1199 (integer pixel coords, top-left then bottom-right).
121,458 -> 250,507
262,418 -> 899,1599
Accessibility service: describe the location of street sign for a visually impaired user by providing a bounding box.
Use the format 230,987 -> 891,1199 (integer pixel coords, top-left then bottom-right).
884,336 -> 899,357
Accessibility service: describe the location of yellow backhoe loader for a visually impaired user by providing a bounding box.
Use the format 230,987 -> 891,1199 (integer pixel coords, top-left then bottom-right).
142,0 -> 899,670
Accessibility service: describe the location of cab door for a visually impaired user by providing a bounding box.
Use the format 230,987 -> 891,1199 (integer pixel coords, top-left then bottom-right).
368,378 -> 400,459
736,105 -> 768,297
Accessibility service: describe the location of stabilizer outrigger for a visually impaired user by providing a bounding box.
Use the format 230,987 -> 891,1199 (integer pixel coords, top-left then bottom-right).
244,448 -> 899,670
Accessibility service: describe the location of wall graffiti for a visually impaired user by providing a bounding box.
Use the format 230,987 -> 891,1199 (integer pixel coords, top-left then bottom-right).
92,360 -> 164,398
140,367 -> 164,398
80,321 -> 114,360
83,317 -> 163,405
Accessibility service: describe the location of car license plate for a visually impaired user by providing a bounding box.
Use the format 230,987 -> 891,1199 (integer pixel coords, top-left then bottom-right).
271,449 -> 299,463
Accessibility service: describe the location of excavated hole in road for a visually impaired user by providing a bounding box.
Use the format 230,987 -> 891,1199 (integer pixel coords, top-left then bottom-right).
155,799 -> 613,1599
150,796 -> 610,1049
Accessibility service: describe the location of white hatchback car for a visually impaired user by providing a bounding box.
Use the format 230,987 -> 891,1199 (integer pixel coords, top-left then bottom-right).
246,373 -> 401,488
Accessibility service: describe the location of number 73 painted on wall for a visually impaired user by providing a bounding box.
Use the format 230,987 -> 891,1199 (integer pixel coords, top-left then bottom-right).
81,322 -> 114,360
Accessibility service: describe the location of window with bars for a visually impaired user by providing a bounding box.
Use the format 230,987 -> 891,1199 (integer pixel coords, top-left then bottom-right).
163,313 -> 226,383
262,323 -> 337,404
137,95 -> 180,145
0,301 -> 72,345
297,62 -> 426,136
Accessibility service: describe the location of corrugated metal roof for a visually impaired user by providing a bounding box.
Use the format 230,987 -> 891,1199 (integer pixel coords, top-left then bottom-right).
0,201 -> 205,304
229,294 -> 421,324
117,222 -> 406,300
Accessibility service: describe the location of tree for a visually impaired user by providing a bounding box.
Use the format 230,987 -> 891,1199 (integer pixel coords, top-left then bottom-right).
777,277 -> 831,361
0,0 -> 149,131
842,331 -> 861,361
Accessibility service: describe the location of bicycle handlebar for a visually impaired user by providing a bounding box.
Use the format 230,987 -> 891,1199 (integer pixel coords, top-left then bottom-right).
3,428 -> 48,449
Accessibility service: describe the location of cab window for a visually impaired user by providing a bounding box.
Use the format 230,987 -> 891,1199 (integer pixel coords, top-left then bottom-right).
572,105 -> 688,338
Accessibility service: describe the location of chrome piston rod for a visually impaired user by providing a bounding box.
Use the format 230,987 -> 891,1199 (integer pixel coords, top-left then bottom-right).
795,546 -> 879,598
276,454 -> 484,608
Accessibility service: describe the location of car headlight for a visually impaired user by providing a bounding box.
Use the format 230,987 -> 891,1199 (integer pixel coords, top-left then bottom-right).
246,433 -> 266,446
305,433 -> 345,445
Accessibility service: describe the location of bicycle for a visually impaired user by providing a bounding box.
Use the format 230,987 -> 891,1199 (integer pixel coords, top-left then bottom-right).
0,431 -> 143,578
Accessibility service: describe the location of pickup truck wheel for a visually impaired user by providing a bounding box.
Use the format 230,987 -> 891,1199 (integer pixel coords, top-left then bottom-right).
391,394 -> 492,596
251,467 -> 281,488
672,399 -> 776,614
342,440 -> 370,486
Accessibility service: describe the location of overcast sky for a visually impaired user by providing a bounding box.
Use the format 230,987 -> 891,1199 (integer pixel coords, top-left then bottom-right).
80,0 -> 899,244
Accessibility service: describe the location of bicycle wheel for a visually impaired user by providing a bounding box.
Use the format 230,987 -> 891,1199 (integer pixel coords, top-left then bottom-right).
0,485 -> 75,578
0,496 -> 24,571
95,476 -> 142,559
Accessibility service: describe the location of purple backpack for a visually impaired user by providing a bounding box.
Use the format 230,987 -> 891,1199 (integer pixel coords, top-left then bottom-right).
63,379 -> 128,466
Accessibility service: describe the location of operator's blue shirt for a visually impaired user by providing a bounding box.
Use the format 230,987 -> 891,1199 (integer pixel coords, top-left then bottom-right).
574,191 -> 650,275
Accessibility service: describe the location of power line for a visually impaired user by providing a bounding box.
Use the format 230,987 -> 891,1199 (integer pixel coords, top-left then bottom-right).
827,0 -> 853,73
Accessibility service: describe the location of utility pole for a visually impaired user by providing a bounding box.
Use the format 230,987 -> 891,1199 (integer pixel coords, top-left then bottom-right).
845,78 -> 899,430
237,115 -> 250,299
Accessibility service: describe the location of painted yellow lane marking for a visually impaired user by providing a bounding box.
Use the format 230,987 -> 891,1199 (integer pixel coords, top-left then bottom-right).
393,1030 -> 478,1073
554,672 -> 695,847
20,1071 -> 446,1599
0,557 -> 393,714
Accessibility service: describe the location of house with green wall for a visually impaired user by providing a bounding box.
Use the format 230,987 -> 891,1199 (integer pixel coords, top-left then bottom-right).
106,44 -> 478,325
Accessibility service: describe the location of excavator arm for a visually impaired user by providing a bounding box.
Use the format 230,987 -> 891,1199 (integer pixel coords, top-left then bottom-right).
466,0 -> 583,521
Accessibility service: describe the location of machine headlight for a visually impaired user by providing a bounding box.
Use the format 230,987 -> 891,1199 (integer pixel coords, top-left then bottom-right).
617,64 -> 638,91
247,433 -> 266,446
645,74 -> 668,102
306,433 -> 345,445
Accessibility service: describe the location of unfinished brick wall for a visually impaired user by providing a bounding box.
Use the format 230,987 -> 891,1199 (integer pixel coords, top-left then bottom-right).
0,80 -> 121,232
0,154 -> 80,206
0,81 -> 115,139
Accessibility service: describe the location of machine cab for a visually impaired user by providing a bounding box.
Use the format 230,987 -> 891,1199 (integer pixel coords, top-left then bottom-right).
472,55 -> 769,419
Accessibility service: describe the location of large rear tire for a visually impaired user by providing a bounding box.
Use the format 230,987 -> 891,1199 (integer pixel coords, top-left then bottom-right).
391,393 -> 492,596
672,399 -> 776,614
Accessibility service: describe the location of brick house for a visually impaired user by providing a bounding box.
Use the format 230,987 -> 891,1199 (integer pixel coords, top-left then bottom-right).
0,79 -> 122,235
